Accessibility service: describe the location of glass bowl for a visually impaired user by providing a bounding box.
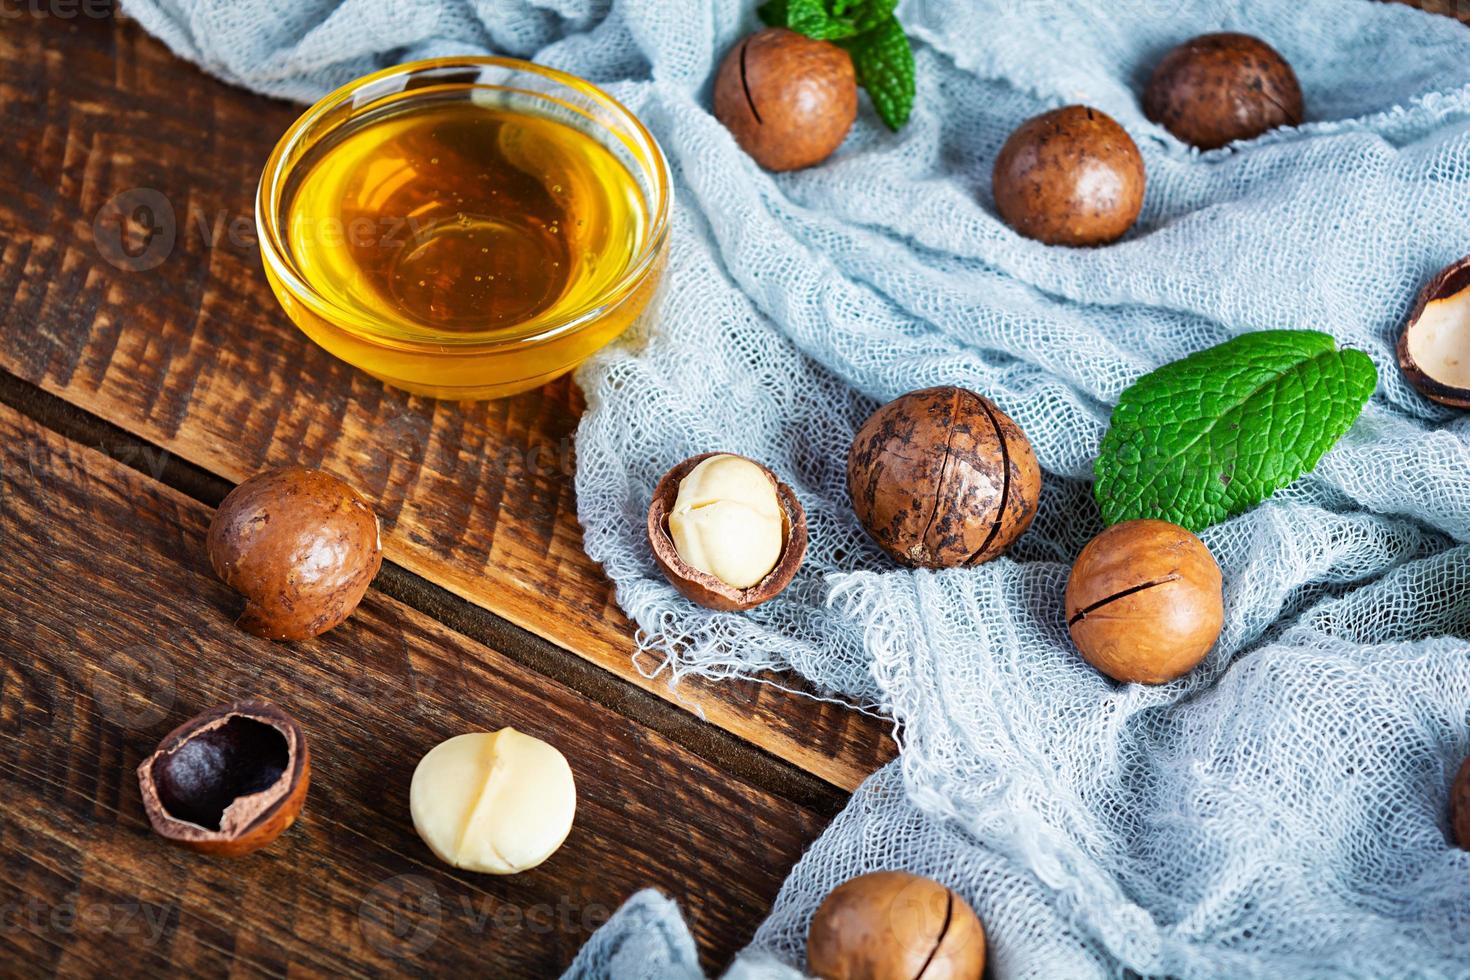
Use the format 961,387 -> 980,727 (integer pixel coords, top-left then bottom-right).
256,57 -> 671,400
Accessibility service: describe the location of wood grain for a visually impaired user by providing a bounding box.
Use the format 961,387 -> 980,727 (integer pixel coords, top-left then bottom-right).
0,10 -> 894,791
0,400 -> 827,976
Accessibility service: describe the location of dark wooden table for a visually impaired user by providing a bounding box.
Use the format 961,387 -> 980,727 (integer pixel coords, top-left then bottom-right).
1,2 -> 1462,977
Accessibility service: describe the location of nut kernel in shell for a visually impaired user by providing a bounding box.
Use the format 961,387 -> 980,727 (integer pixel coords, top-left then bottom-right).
713,27 -> 857,172
991,105 -> 1146,246
1144,33 -> 1303,150
807,870 -> 986,980
647,452 -> 808,611
1065,519 -> 1224,684
410,729 -> 577,875
207,466 -> 382,640
669,454 -> 784,589
1398,254 -> 1470,409
847,386 -> 1041,568
136,699 -> 310,857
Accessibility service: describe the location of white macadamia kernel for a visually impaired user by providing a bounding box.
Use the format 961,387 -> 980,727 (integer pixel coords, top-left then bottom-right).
409,728 -> 576,874
668,454 -> 784,589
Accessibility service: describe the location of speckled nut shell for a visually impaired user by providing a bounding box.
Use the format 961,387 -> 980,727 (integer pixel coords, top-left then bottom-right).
647,452 -> 807,611
991,105 -> 1146,246
1397,254 -> 1470,409
137,700 -> 309,857
713,27 -> 858,172
848,386 -> 1041,569
1452,754 -> 1470,850
1143,32 -> 1303,150
807,871 -> 986,980
1065,519 -> 1224,685
207,467 -> 383,641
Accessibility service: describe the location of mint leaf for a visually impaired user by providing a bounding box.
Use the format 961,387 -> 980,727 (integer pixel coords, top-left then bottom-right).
759,0 -> 858,40
845,0 -> 899,33
841,15 -> 914,130
1094,330 -> 1377,531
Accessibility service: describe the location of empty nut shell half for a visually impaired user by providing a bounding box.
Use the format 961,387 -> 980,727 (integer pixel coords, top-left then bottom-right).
137,699 -> 309,857
647,452 -> 807,611
1452,753 -> 1470,850
807,870 -> 986,980
1398,254 -> 1470,409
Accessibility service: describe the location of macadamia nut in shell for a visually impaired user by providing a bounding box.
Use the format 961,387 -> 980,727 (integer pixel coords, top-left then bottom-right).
647,452 -> 808,611
207,467 -> 382,640
410,729 -> 576,875
848,386 -> 1040,568
713,28 -> 857,171
807,870 -> 986,980
1066,519 -> 1224,684
992,105 -> 1145,246
1144,33 -> 1303,150
668,454 -> 784,589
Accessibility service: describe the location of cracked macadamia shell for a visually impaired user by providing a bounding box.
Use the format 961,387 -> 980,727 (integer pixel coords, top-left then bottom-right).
647,452 -> 808,611
1144,32 -> 1303,150
1452,754 -> 1470,850
807,871 -> 986,980
991,105 -> 1145,246
1066,519 -> 1224,684
713,27 -> 857,172
1398,254 -> 1470,409
848,386 -> 1040,569
207,466 -> 383,640
136,700 -> 309,857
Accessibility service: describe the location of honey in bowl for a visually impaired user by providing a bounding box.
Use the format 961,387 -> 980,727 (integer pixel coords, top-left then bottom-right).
286,103 -> 646,334
258,58 -> 671,400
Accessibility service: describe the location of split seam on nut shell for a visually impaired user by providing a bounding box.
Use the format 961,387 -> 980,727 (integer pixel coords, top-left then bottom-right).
1067,573 -> 1181,626
738,38 -> 762,125
912,889 -> 955,980
966,396 -> 1015,566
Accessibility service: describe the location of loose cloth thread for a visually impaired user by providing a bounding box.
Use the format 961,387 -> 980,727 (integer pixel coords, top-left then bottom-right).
121,0 -> 1470,974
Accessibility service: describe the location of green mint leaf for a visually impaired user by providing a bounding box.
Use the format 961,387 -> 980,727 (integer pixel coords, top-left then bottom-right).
841,15 -> 915,130
1093,330 -> 1378,532
762,0 -> 859,40
846,0 -> 899,33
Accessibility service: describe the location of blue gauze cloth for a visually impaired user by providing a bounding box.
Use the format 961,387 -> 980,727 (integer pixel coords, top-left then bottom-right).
121,0 -> 1470,974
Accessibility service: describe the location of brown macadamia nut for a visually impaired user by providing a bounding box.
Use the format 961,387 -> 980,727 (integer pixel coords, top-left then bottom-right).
848,386 -> 1040,568
207,466 -> 382,640
1144,33 -> 1303,150
1065,519 -> 1224,684
992,105 -> 1146,246
137,699 -> 309,857
713,27 -> 857,171
647,452 -> 808,611
1452,753 -> 1470,850
807,870 -> 986,980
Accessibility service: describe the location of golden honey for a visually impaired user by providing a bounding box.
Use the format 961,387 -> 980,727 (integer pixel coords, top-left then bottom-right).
286,103 -> 646,334
258,58 -> 670,400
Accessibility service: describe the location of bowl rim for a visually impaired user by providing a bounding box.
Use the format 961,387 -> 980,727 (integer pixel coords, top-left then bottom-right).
255,55 -> 672,351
